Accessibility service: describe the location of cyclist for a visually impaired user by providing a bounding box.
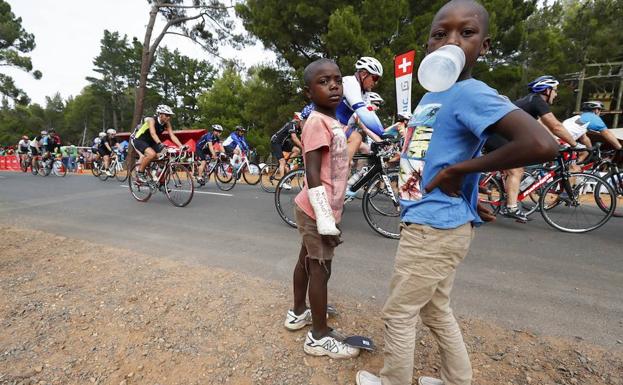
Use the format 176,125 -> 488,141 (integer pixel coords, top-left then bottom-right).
578,101 -> 622,150
132,104 -> 186,182
196,124 -> 224,185
49,129 -> 62,154
301,56 -> 386,163
270,112 -> 303,184
222,125 -> 250,160
17,136 -> 30,167
99,129 -> 118,176
29,131 -> 45,170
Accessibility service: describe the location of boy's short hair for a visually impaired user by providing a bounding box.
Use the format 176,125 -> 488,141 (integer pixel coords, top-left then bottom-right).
434,0 -> 489,34
303,58 -> 338,86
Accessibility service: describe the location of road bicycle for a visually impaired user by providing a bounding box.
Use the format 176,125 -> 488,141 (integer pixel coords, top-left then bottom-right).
19,154 -> 32,173
33,154 -> 66,177
274,139 -> 402,239
190,153 -> 236,191
579,146 -> 623,217
96,154 -> 128,182
479,147 -> 616,233
128,148 -> 194,207
215,151 -> 261,191
260,154 -> 303,193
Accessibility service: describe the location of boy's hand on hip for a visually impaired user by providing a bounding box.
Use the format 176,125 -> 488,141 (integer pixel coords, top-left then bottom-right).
424,166 -> 463,197
321,234 -> 342,248
477,202 -> 496,222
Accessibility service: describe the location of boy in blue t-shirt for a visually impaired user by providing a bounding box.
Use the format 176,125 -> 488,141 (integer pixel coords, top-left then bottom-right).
355,1 -> 559,385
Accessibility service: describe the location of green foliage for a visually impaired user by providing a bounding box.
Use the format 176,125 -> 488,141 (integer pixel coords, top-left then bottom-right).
0,0 -> 41,104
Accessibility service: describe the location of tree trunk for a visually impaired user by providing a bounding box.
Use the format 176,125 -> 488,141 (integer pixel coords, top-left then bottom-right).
131,4 -> 159,129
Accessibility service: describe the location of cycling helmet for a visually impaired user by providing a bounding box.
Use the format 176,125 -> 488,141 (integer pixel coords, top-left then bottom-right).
22,135 -> 28,140
212,124 -> 224,131
293,112 -> 303,122
581,100 -> 605,111
235,125 -> 246,132
397,112 -> 412,122
49,128 -> 55,133
98,132 -> 106,138
41,130 -> 48,135
365,92 -> 384,106
528,75 -> 559,93
355,56 -> 383,77
155,104 -> 174,115
106,128 -> 116,135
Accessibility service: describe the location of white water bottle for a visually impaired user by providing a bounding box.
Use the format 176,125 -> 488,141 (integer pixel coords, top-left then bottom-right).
417,45 -> 466,92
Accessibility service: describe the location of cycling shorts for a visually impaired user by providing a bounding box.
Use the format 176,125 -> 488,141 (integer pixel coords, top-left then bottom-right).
29,147 -> 40,156
270,141 -> 294,160
98,147 -> 112,157
196,148 -> 212,161
132,137 -> 158,155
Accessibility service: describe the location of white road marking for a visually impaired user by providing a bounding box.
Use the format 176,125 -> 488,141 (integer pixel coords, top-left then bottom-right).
119,184 -> 233,197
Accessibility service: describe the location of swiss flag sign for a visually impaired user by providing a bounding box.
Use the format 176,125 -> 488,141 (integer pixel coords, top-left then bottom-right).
394,50 -> 416,77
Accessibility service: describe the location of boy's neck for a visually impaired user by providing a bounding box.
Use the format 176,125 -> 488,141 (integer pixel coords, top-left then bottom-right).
313,106 -> 337,120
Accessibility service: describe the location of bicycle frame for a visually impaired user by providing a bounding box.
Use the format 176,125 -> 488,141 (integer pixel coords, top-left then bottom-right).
349,142 -> 400,205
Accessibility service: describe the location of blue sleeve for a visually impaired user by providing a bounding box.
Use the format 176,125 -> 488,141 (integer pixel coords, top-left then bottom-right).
355,105 -> 385,136
582,113 -> 607,132
457,82 -> 518,139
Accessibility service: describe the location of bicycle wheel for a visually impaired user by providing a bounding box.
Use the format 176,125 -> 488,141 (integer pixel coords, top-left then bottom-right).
164,163 -> 194,207
20,159 -> 28,172
128,164 -> 152,202
539,172 -> 615,233
115,161 -> 128,182
215,162 -> 236,191
594,171 -> 623,217
37,161 -> 49,177
91,162 -> 101,177
518,170 -> 547,216
52,160 -> 67,177
242,162 -> 261,185
275,168 -> 305,228
362,171 -> 401,239
260,163 -> 280,193
98,164 -> 109,181
478,173 -> 503,216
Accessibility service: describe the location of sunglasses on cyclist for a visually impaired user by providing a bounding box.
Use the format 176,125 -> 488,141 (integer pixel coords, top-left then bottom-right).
370,74 -> 380,83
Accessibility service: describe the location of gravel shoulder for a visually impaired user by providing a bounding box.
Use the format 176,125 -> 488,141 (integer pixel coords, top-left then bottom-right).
1,226 -> 621,385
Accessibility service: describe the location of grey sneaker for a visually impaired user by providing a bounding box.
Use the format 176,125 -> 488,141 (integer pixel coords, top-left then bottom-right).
419,376 -> 444,385
356,370 -> 381,385
303,330 -> 359,359
500,206 -> 528,223
284,308 -> 311,331
136,171 -> 148,183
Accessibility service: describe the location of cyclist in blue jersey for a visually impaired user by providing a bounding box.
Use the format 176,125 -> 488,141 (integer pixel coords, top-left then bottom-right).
222,125 -> 250,157
196,124 -> 224,185
302,56 -> 385,163
580,101 -> 621,150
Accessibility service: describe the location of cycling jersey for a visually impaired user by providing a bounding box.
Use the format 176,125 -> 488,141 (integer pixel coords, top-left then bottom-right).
134,116 -> 167,143
514,93 -> 550,119
561,116 -> 588,140
580,112 -> 607,132
18,140 -> 30,153
197,132 -> 221,152
271,121 -> 300,146
98,136 -> 117,154
302,75 -> 385,137
222,132 -> 249,152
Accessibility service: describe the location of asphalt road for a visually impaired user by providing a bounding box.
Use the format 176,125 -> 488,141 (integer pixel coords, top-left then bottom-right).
1,171 -> 621,348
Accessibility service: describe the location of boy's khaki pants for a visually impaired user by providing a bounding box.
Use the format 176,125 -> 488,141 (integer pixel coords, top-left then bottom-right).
380,222 -> 473,385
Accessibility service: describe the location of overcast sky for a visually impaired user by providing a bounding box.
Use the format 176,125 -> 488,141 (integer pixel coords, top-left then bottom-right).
4,0 -> 275,106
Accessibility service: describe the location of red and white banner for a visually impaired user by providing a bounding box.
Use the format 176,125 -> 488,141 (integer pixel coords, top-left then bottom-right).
394,50 -> 416,116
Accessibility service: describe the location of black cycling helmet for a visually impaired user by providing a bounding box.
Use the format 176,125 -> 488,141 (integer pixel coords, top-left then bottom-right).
581,101 -> 604,111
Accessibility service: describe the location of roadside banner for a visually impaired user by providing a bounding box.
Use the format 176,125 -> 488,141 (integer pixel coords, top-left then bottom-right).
394,50 -> 416,116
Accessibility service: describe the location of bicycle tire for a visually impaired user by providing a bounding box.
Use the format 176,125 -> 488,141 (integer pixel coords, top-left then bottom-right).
275,168 -> 305,228
478,174 -> 503,216
115,162 -> 128,182
215,162 -> 236,191
20,159 -> 28,172
165,163 -> 194,207
594,170 -> 623,217
128,164 -> 152,202
241,162 -> 261,185
52,160 -> 67,177
539,172 -> 615,233
92,162 -> 101,177
260,163 -> 280,193
362,171 -> 401,239
98,164 -> 109,181
37,161 -> 49,177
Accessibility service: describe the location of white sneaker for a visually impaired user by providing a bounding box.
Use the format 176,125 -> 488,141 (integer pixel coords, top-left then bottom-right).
356,370 -> 381,385
282,182 -> 292,190
303,330 -> 360,359
419,376 -> 444,385
106,170 -> 113,176
284,308 -> 311,331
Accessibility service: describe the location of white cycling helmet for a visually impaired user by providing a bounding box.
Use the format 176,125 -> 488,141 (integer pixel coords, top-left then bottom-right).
397,112 -> 412,122
355,56 -> 383,77
155,104 -> 174,115
212,124 -> 224,131
41,130 -> 48,135
106,128 -> 116,135
98,132 -> 106,138
365,92 -> 384,106
293,112 -> 303,122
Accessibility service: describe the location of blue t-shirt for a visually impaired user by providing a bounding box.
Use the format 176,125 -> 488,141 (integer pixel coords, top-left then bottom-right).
399,79 -> 517,229
580,112 -> 607,132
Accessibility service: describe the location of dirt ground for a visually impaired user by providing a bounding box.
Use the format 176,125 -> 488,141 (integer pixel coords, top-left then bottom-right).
0,226 -> 621,385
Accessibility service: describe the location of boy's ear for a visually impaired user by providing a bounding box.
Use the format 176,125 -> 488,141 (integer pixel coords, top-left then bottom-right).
479,36 -> 491,56
303,86 -> 311,100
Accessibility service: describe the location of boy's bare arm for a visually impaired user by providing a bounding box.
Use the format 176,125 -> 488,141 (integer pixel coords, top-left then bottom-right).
306,148 -> 341,247
426,109 -> 559,196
